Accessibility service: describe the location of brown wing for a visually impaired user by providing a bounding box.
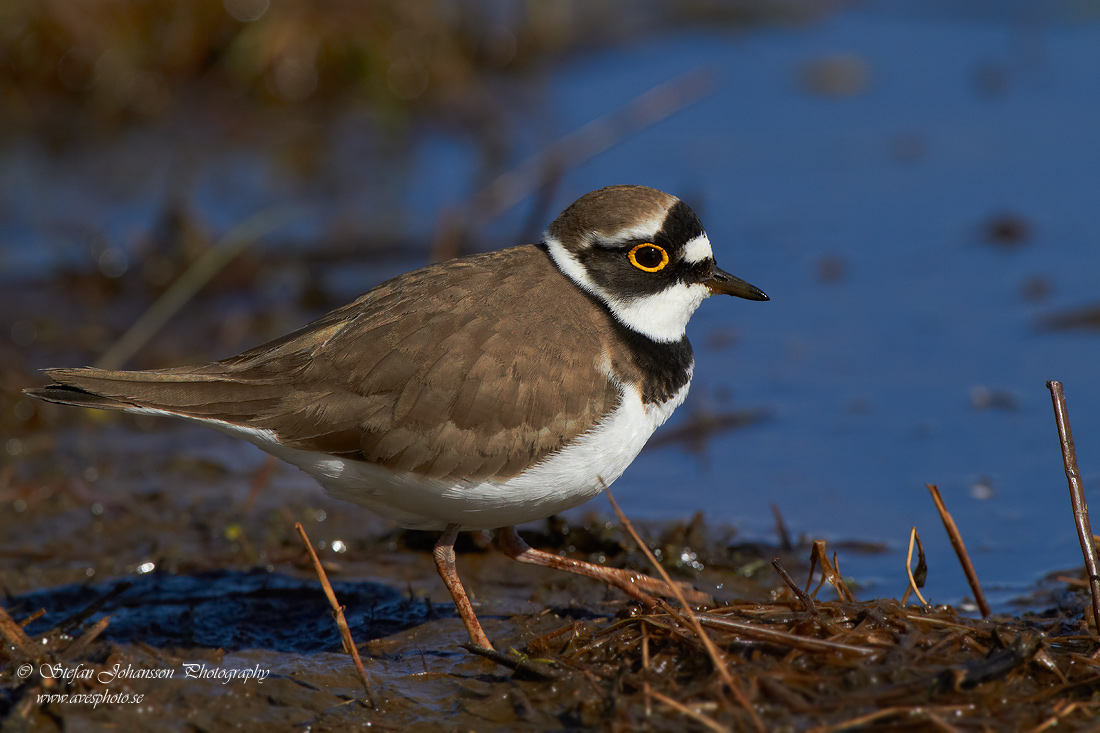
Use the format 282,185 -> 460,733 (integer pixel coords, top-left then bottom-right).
30,245 -> 622,483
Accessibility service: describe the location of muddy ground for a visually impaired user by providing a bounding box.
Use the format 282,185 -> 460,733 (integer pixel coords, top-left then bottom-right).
2,410 -> 796,731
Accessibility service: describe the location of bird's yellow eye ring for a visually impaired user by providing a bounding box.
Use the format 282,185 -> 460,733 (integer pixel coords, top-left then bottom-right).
628,243 -> 669,272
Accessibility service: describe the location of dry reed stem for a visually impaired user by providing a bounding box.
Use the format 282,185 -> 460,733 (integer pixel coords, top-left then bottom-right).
469,67 -> 714,224
62,615 -> 111,659
926,483 -> 991,617
293,521 -> 374,706
0,606 -> 40,658
810,540 -> 856,602
95,209 -> 288,370
771,502 -> 793,551
1046,380 -> 1100,634
905,527 -> 931,609
604,487 -> 765,733
16,609 -> 44,628
1027,701 -> 1089,733
695,616 -> 878,656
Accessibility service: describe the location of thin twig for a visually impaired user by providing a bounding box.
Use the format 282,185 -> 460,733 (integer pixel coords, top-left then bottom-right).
813,705 -> 971,733
900,614 -> 982,631
605,487 -> 765,733
245,454 -> 278,509
51,581 -> 132,636
771,502 -> 793,551
647,686 -> 730,733
1047,380 -> 1100,634
459,642 -> 562,681
95,208 -> 289,370
772,558 -> 820,616
61,615 -> 112,660
640,608 -> 707,649
474,67 -> 714,221
294,521 -> 374,705
926,484 -> 990,617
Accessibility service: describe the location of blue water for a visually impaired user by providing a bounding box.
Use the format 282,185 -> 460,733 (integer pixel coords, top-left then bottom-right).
6,5 -> 1100,608
555,9 -> 1100,606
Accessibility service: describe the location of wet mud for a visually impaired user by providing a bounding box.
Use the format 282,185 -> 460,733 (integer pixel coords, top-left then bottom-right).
1,418 -> 784,730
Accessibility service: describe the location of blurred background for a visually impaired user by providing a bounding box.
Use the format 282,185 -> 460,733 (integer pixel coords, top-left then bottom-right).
3,0 -> 1100,609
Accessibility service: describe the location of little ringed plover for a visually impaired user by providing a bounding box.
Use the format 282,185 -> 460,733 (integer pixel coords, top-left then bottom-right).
26,184 -> 768,650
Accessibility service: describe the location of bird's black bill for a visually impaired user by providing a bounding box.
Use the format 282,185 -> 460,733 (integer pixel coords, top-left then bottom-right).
706,268 -> 769,301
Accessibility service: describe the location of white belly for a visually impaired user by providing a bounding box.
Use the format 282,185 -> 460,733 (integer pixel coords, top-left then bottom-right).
264,379 -> 691,530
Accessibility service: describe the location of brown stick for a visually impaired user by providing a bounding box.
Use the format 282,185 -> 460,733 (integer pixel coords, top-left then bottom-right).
0,606 -> 40,659
62,615 -> 112,660
605,487 -> 765,733
1046,380 -> 1100,634
16,609 -> 45,628
772,558 -> 820,616
926,484 -> 991,618
294,522 -> 375,705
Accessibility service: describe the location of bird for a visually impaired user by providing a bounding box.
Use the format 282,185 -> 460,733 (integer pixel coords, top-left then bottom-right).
25,185 -> 768,650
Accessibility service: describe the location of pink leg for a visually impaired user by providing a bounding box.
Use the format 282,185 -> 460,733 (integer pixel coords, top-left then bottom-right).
433,524 -> 493,650
496,526 -> 710,605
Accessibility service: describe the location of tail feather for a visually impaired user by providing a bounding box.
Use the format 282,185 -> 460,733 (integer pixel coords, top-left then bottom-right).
25,367 -> 285,422
24,384 -> 135,412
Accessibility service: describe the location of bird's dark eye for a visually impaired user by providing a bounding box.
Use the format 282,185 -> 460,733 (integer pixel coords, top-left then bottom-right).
628,244 -> 669,272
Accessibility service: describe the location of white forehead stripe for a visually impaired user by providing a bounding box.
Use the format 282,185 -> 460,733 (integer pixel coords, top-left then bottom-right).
596,213 -> 668,245
683,234 -> 713,264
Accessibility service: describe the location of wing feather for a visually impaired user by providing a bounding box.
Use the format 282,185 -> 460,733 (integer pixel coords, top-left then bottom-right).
30,245 -> 622,483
